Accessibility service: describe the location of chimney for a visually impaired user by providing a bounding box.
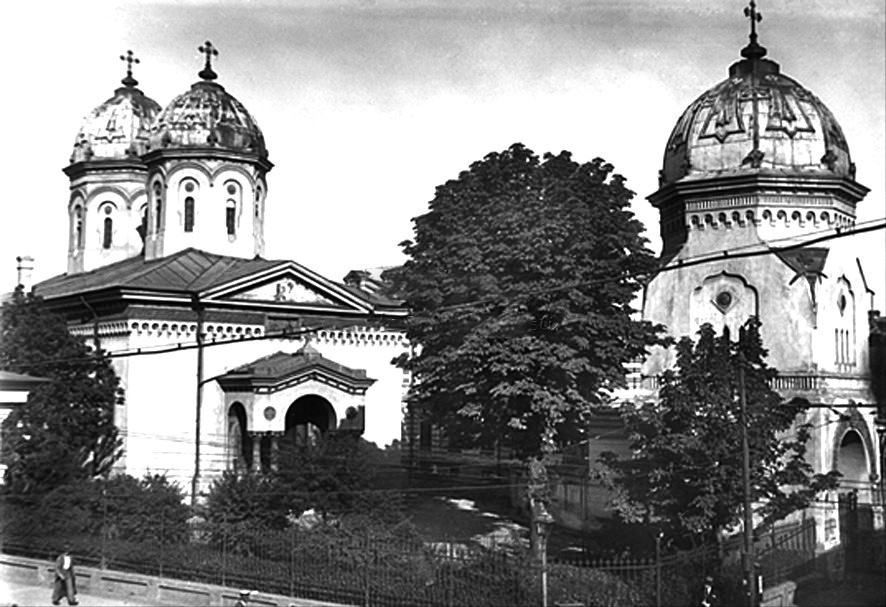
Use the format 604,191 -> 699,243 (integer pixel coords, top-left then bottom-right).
16,256 -> 34,292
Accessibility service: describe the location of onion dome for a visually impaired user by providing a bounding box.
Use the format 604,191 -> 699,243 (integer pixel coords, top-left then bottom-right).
69,51 -> 161,163
149,41 -> 267,158
659,7 -> 854,187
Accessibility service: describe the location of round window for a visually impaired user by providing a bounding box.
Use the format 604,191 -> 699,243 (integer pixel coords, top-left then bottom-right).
715,291 -> 733,309
227,184 -> 237,195
184,182 -> 195,193
263,406 -> 276,421
103,206 -> 113,215
838,294 -> 847,314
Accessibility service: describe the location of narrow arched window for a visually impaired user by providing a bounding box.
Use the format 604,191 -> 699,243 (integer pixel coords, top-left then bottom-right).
184,197 -> 195,232
103,218 -> 113,248
74,207 -> 84,248
153,182 -> 163,233
226,200 -> 236,235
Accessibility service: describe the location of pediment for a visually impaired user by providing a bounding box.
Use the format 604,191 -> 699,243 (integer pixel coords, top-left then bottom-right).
202,262 -> 373,313
227,276 -> 339,305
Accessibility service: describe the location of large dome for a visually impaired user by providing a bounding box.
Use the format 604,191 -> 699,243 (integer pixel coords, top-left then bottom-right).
660,49 -> 854,187
70,79 -> 161,164
150,79 -> 267,158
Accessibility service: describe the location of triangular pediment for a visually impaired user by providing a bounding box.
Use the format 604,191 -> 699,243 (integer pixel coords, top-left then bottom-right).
227,276 -> 338,305
201,261 -> 374,313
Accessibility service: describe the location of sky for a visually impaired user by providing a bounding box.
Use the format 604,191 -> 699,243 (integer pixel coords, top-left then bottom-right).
1,0 -> 884,309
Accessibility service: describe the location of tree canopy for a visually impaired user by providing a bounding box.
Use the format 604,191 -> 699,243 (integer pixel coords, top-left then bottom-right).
599,319 -> 839,548
0,287 -> 122,493
384,143 -> 663,457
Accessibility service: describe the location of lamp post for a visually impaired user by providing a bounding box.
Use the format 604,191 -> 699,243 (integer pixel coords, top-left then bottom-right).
532,499 -> 554,607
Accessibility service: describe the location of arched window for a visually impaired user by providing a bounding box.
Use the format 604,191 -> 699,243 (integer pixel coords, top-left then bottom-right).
153,181 -> 163,233
102,205 -> 113,249
73,206 -> 84,248
226,200 -> 236,235
137,205 -> 147,245
184,197 -> 195,232
224,181 -> 241,236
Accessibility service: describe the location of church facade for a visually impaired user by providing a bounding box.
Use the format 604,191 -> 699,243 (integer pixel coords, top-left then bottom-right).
32,44 -> 409,501
637,12 -> 883,549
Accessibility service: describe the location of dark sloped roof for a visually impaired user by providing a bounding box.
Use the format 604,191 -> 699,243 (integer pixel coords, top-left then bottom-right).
228,343 -> 367,381
33,249 -> 401,309
35,249 -> 282,300
0,370 -> 49,389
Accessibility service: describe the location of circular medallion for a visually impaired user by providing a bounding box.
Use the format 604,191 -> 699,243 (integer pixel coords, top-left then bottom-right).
263,406 -> 276,421
715,291 -> 733,309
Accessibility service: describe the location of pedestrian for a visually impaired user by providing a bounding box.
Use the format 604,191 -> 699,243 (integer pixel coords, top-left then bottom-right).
700,575 -> 719,607
51,544 -> 78,606
235,589 -> 255,606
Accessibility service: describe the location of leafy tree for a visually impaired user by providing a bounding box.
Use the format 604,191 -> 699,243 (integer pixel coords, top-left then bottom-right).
0,287 -> 123,493
599,319 -> 839,548
384,143 -> 663,458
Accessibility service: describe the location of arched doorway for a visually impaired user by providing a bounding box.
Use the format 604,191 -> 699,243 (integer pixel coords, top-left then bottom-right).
836,429 -> 868,491
283,395 -> 336,451
227,402 -> 251,471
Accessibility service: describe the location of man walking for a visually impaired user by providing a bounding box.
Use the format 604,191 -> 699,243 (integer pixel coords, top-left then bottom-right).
51,544 -> 78,606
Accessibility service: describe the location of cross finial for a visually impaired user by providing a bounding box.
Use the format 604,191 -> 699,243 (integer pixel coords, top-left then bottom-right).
744,1 -> 762,41
740,0 -> 767,60
198,40 -> 219,81
119,49 -> 140,87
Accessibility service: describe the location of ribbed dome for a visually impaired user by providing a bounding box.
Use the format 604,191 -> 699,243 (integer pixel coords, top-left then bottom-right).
70,82 -> 161,163
150,80 -> 267,157
660,53 -> 854,187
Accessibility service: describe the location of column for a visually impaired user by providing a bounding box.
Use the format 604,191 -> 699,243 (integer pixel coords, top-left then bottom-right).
251,432 -> 261,472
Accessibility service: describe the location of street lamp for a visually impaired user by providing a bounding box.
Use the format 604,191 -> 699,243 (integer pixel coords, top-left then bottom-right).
532,499 -> 555,607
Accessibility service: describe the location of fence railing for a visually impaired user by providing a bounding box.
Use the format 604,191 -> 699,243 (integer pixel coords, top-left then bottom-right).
1,492 -> 729,607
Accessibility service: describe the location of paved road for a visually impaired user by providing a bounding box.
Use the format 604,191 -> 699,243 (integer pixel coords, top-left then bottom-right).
0,577 -> 154,607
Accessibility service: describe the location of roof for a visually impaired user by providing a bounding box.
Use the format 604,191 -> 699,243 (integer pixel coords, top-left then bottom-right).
217,342 -> 375,394
0,370 -> 49,390
33,248 -> 401,310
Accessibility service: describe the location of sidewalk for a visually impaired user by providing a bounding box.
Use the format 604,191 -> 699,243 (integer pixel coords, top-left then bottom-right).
794,573 -> 886,607
1,577 -> 153,606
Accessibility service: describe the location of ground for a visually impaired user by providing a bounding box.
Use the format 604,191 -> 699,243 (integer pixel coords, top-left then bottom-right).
0,577 -> 152,606
794,573 -> 886,607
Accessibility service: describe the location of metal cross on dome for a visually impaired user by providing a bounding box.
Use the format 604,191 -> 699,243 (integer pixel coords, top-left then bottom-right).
740,0 -> 767,61
120,49 -> 140,87
198,40 -> 219,81
744,0 -> 763,42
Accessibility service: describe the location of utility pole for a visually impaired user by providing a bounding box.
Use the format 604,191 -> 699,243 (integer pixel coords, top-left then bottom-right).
739,355 -> 757,607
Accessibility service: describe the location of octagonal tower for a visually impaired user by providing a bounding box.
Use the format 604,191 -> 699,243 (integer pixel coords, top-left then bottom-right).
142,41 -> 273,262
64,51 -> 162,274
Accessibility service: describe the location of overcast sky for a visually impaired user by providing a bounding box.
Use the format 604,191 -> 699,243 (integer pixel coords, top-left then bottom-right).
1,0 -> 883,308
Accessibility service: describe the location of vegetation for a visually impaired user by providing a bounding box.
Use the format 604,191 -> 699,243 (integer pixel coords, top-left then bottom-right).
384,143 -> 663,458
600,319 -> 839,548
0,287 -> 123,493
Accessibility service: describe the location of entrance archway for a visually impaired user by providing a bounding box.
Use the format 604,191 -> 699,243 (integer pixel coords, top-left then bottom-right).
227,402 -> 251,471
836,430 -> 868,489
283,395 -> 336,450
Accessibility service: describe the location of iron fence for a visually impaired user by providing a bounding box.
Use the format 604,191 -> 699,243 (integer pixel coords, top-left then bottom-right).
1,492 -> 730,607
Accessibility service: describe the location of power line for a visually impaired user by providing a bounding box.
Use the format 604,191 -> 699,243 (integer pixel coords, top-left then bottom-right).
429,218 -> 886,315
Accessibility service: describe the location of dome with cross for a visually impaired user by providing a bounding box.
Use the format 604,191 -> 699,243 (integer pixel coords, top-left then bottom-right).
658,3 -> 854,188
149,41 -> 267,158
69,51 -> 162,164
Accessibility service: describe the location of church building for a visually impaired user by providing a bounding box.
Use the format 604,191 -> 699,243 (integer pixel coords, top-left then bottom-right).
638,5 -> 883,549
31,44 -> 409,502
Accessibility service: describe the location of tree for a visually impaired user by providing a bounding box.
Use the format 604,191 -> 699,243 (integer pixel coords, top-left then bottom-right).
385,143 -> 663,458
599,319 -> 839,548
0,287 -> 123,493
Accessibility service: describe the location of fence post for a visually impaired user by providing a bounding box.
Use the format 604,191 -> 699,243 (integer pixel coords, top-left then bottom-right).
159,515 -> 165,578
655,533 -> 662,607
290,527 -> 295,598
222,512 -> 227,587
100,481 -> 108,569
363,530 -> 370,607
